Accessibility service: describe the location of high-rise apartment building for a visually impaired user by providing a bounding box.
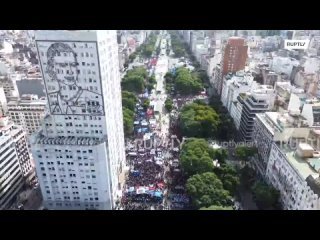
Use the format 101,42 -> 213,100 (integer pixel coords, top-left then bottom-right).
8,94 -> 46,136
0,75 -> 19,101
0,116 -> 32,209
216,37 -> 248,95
0,87 -> 7,116
237,85 -> 275,142
31,30 -> 126,210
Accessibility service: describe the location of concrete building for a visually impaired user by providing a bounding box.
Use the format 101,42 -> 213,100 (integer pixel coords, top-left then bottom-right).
246,36 -> 262,49
208,51 -> 222,87
253,111 -> 309,176
0,75 -> 19,101
190,31 -> 206,53
301,100 -> 320,128
274,82 -> 305,112
252,109 -> 320,209
0,116 -> 33,209
7,94 -> 46,136
271,56 -> 299,77
213,64 -> 222,95
267,140 -> 320,210
221,71 -> 255,113
0,87 -> 7,116
237,85 -> 275,142
230,97 -> 244,130
32,30 -> 126,210
294,70 -> 319,97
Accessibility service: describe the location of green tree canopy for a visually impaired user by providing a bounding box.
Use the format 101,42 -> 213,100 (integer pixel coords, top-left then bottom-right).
211,148 -> 228,164
123,108 -> 135,137
235,146 -> 257,163
214,164 -> 240,195
165,98 -> 173,112
129,53 -> 136,63
251,181 -> 280,210
186,172 -> 232,208
121,75 -> 145,93
239,165 -> 256,188
122,91 -> 138,111
142,99 -> 150,111
175,68 -> 203,95
121,67 -> 148,93
180,138 -> 215,177
200,205 -> 233,210
142,44 -> 153,58
179,103 -> 220,138
164,72 -> 174,84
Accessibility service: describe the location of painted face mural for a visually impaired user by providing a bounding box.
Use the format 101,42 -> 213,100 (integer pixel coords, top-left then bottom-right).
44,42 -> 104,116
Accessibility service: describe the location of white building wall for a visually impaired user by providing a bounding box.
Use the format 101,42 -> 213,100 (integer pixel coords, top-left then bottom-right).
301,104 -> 314,127
271,57 -> 299,76
230,101 -> 243,130
0,122 -> 25,209
0,87 -> 7,115
8,102 -> 46,135
33,30 -> 126,210
267,144 -> 320,210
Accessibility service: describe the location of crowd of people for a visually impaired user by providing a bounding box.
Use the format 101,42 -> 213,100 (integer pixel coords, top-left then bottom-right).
121,97 -> 168,210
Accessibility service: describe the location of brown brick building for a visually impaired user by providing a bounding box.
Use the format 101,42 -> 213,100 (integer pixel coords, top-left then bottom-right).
222,37 -> 248,75
215,37 -> 248,95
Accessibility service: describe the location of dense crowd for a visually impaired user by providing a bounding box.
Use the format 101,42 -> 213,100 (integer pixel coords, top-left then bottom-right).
121,97 -> 168,210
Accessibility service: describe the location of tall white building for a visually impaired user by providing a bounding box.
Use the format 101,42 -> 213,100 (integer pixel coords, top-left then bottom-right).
267,140 -> 320,210
237,85 -> 275,142
32,30 -> 126,210
253,111 -> 309,176
0,75 -> 19,101
0,116 -> 32,209
0,87 -> 7,116
221,71 -> 255,113
8,94 -> 46,136
252,108 -> 320,210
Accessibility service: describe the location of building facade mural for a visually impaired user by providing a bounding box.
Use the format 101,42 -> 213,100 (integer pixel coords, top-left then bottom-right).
37,41 -> 104,116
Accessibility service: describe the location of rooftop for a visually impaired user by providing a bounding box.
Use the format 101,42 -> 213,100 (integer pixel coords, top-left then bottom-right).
256,111 -> 309,136
281,145 -> 320,180
7,99 -> 46,106
33,133 -> 107,146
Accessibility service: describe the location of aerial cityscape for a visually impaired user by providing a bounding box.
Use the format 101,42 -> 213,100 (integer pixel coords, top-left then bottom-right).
0,30 -> 320,210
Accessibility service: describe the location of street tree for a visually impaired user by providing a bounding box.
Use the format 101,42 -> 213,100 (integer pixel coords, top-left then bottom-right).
179,102 -> 220,138
121,75 -> 145,93
200,205 -> 233,210
239,165 -> 256,189
129,53 -> 136,63
122,91 -> 138,112
175,68 -> 203,95
214,164 -> 240,195
123,108 -> 135,137
121,67 -> 148,93
180,138 -> 215,176
186,172 -> 233,208
142,99 -> 150,111
251,181 -> 280,210
164,72 -> 174,84
211,148 -> 228,164
165,98 -> 173,112
235,146 -> 257,164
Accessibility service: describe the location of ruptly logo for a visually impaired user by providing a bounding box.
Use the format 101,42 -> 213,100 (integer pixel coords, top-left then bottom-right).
284,40 -> 309,50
